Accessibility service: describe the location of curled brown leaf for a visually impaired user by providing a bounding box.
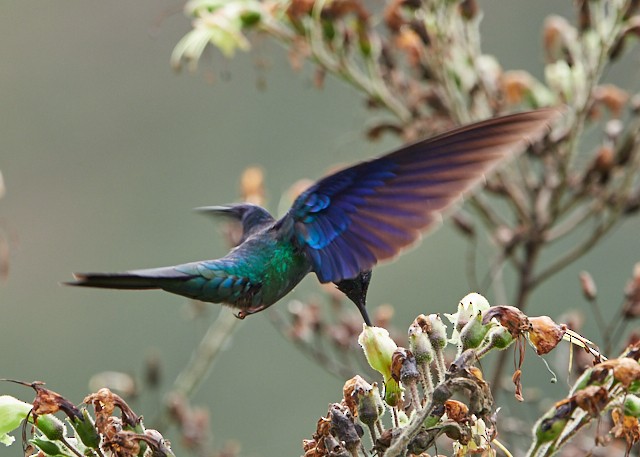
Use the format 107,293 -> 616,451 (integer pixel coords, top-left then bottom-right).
482,306 -> 531,338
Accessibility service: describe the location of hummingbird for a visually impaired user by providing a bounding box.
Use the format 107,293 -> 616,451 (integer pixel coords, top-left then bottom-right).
68,109 -> 559,325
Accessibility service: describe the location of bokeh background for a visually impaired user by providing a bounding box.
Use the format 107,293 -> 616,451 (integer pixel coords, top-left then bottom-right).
2,1 -> 639,456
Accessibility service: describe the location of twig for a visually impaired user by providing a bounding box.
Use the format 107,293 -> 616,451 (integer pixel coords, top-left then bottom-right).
154,309 -> 241,430
171,309 -> 241,398
268,309 -> 357,379
532,217 -> 617,288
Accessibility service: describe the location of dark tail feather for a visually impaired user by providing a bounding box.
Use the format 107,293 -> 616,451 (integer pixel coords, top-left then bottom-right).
67,273 -> 162,289
67,267 -> 193,290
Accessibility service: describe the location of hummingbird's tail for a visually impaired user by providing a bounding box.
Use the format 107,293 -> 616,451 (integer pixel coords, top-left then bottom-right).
67,266 -> 194,290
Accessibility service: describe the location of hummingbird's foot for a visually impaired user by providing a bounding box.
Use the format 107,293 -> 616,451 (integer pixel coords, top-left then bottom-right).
235,304 -> 267,320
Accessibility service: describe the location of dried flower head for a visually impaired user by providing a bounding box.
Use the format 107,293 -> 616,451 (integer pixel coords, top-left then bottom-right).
528,316 -> 566,355
611,407 -> 640,452
579,271 -> 598,300
624,263 -> 640,318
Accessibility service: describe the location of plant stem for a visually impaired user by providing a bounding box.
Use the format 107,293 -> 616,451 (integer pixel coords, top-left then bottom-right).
172,309 -> 241,398
154,309 -> 241,430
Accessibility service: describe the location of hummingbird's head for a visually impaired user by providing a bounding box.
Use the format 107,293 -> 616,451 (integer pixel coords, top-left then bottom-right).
196,203 -> 275,243
233,204 -> 275,233
336,270 -> 372,307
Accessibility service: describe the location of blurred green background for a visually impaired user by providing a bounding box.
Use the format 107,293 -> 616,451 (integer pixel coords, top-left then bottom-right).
1,1 -> 639,456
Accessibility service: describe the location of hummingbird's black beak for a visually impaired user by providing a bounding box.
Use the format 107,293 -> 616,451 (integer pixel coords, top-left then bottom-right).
194,205 -> 244,218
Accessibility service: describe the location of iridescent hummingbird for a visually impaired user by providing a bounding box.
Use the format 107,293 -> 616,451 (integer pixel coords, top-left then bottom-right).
68,109 -> 558,325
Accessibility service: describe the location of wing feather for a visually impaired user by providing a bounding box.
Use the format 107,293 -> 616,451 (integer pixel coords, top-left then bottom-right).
289,108 -> 561,282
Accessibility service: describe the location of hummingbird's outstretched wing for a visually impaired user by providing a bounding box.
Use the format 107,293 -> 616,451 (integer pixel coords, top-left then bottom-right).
289,108 -> 561,283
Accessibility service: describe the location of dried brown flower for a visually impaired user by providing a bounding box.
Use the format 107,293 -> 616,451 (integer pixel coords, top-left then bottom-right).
592,84 -> 629,119
239,166 -> 265,205
579,271 -> 598,300
611,407 -> 640,452
573,385 -> 609,417
528,316 -> 566,355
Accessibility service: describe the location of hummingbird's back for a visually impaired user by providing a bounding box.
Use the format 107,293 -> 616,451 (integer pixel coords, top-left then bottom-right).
148,233 -> 311,311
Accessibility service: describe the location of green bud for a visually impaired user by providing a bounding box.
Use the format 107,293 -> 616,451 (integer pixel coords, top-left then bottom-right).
0,395 -> 31,446
35,414 -> 66,441
532,402 -> 573,445
397,410 -> 410,427
322,21 -> 335,41
484,325 -> 514,350
459,311 -> 490,351
384,378 -> 403,407
70,408 -> 100,449
357,24 -> 371,57
239,11 -> 261,27
427,314 -> 448,350
408,321 -> 434,365
623,395 -> 640,417
534,416 -> 567,443
423,414 -> 441,428
446,293 -> 490,345
31,438 -> 63,456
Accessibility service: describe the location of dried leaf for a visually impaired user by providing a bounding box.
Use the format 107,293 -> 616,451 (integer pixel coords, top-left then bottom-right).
286,0 -> 315,19
84,388 -> 140,429
458,0 -> 479,20
322,0 -> 370,22
512,369 -> 524,402
592,84 -> 629,118
482,306 -> 531,338
390,349 -> 405,383
395,28 -> 422,66
611,408 -> 640,452
500,70 -> 534,105
16,382 -> 82,421
444,400 -> 470,424
366,123 -> 403,141
543,15 -> 575,64
342,375 -> 372,417
383,0 -> 406,31
328,403 -> 361,453
573,385 -> 609,416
